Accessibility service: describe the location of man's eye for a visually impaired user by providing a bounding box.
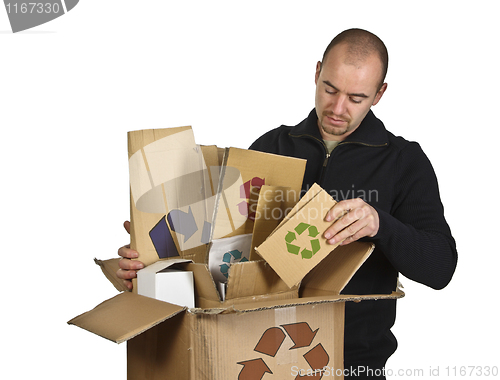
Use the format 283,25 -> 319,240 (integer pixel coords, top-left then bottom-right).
350,97 -> 362,104
326,89 -> 336,95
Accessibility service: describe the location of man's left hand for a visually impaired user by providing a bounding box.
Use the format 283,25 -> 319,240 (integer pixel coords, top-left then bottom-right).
323,198 -> 379,245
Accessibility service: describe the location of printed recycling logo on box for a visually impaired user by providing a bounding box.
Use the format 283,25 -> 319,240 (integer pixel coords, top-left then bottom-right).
237,322 -> 329,379
220,249 -> 249,279
285,222 -> 321,259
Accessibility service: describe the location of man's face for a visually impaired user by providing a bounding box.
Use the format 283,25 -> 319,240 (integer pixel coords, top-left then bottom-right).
314,44 -> 387,141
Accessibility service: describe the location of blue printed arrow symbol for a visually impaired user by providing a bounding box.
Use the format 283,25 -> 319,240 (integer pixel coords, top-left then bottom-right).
167,206 -> 198,243
230,249 -> 242,260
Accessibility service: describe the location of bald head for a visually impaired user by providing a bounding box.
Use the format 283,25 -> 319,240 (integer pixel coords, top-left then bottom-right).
321,28 -> 388,89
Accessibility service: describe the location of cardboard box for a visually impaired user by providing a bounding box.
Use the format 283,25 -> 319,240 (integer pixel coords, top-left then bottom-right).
70,241 -> 403,379
137,258 -> 195,308
69,128 -> 404,379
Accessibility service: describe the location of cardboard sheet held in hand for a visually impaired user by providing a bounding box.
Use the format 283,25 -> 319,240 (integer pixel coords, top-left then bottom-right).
255,185 -> 340,288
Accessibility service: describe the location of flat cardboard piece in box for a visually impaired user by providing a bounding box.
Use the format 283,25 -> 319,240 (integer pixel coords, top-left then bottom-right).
211,147 -> 306,240
127,129 -> 306,268
275,182 -> 324,230
137,258 -> 195,308
128,127 -> 219,266
249,185 -> 297,261
256,185 -> 341,288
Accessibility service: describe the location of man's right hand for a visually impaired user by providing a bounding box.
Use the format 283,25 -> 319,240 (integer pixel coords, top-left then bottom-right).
116,221 -> 144,290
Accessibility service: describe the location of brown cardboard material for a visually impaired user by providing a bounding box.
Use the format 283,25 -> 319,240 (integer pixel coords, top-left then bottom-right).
249,185 -> 297,261
256,185 -> 341,288
70,240 -> 403,379
213,148 -> 305,240
125,300 -> 346,379
179,260 -> 299,309
69,129 -> 404,379
94,258 -> 128,292
127,128 -> 306,269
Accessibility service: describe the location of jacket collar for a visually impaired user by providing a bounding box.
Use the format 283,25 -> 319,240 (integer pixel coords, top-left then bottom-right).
289,108 -> 389,147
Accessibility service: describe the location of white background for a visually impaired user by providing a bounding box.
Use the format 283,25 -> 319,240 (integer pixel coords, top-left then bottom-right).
1,1 -> 498,378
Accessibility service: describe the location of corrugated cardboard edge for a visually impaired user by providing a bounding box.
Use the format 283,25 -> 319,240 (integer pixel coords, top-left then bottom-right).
273,182 -> 324,233
94,258 -> 129,292
207,147 -> 230,245
223,289 -> 405,314
138,258 -> 193,274
68,289 -> 404,343
72,263 -> 404,344
68,292 -> 187,344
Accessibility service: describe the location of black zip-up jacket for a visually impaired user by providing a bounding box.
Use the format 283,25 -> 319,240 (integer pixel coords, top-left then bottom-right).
249,108 -> 457,372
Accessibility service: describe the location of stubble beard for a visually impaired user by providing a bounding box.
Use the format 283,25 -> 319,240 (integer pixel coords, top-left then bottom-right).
320,114 -> 352,137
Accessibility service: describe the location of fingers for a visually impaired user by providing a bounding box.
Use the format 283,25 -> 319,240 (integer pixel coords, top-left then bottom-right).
117,258 -> 141,285
117,265 -> 138,280
116,249 -> 144,277
116,257 -> 144,290
121,280 -> 133,291
324,198 -> 379,245
118,244 -> 139,259
123,220 -> 131,234
117,221 -> 143,290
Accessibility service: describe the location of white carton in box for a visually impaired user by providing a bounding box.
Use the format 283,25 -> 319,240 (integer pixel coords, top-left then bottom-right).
137,258 -> 195,308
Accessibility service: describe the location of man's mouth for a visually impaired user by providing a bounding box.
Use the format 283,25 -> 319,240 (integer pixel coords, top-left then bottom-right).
326,115 -> 348,126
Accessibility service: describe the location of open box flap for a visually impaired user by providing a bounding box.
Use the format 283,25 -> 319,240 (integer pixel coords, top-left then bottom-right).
184,262 -> 222,304
94,258 -> 128,292
226,260 -> 296,300
67,292 -> 186,344
138,258 -> 193,274
301,242 -> 375,295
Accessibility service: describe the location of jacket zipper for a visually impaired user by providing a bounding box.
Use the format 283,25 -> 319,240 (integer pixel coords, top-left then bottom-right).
289,132 -> 388,187
319,152 -> 330,186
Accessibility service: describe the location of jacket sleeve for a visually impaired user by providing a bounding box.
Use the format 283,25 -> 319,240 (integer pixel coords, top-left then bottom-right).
371,142 -> 457,290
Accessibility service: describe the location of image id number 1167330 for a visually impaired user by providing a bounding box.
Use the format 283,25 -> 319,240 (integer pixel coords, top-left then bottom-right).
5,2 -> 61,14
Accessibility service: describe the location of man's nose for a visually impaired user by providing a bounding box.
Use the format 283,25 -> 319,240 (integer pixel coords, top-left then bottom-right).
331,96 -> 347,115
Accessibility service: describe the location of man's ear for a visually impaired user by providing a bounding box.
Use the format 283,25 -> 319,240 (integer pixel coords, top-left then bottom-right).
315,61 -> 322,85
372,83 -> 388,106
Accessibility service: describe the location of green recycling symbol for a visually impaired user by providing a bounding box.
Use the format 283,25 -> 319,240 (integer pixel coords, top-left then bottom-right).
285,222 -> 321,259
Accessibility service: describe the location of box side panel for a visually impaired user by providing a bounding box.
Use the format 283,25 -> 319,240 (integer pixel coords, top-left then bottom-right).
190,303 -> 345,379
127,311 -> 191,380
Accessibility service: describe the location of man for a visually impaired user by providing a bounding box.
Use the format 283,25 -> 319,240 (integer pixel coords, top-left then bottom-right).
118,29 -> 457,378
